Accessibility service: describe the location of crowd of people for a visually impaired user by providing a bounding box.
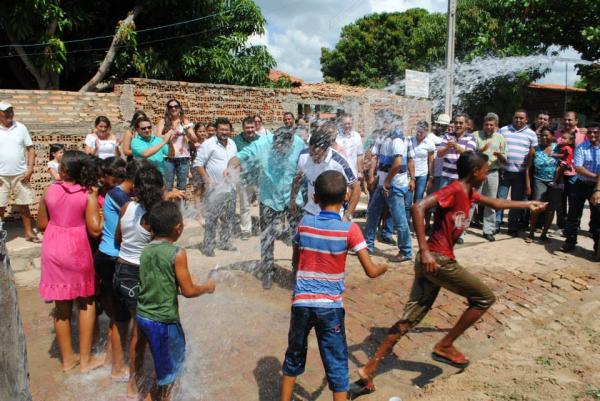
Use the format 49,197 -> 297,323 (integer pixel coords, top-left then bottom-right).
0,97 -> 599,401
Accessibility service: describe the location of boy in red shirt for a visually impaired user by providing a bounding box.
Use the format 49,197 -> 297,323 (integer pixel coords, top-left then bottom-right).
352,151 -> 546,397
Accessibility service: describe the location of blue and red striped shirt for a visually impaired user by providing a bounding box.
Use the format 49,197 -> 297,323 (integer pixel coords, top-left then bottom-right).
292,211 -> 367,308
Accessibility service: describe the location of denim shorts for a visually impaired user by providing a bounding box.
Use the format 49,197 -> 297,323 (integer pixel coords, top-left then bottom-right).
113,261 -> 140,311
94,252 -> 129,322
282,306 -> 348,392
136,315 -> 186,386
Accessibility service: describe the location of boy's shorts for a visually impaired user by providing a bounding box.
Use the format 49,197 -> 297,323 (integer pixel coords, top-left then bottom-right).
113,261 -> 140,311
0,175 -> 33,207
401,252 -> 496,324
282,306 -> 348,392
136,315 -> 186,386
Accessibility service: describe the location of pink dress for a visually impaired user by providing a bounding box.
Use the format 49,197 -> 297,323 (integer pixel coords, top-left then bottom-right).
39,182 -> 95,301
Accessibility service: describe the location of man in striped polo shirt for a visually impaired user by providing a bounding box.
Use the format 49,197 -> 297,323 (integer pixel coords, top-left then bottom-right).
561,122 -> 600,254
496,109 -> 538,235
437,113 -> 477,244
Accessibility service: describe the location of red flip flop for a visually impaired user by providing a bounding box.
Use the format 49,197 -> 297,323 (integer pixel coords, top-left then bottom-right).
348,378 -> 376,399
431,351 -> 470,368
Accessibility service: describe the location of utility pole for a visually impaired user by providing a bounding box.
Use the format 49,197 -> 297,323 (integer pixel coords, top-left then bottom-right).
444,0 -> 457,116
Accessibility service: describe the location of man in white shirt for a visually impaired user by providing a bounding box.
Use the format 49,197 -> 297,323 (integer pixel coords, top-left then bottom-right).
194,117 -> 238,256
290,122 -> 360,220
0,102 -> 38,242
336,114 -> 365,181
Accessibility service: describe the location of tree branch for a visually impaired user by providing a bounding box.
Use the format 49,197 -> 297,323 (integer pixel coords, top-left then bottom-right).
79,6 -> 142,92
5,29 -> 47,89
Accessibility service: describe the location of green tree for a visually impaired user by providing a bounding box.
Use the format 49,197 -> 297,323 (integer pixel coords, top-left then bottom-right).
0,0 -> 276,91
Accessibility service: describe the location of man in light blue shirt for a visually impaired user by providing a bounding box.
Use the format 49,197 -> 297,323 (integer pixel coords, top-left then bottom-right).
227,127 -> 306,289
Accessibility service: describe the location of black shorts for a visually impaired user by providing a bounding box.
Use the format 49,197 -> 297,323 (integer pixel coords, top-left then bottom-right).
94,251 -> 130,322
114,261 -> 140,312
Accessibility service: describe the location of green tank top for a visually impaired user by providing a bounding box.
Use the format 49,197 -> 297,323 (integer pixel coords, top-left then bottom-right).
137,241 -> 180,323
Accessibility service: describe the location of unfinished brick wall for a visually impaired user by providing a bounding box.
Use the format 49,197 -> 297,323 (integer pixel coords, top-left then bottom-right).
0,80 -> 430,220
0,89 -> 122,219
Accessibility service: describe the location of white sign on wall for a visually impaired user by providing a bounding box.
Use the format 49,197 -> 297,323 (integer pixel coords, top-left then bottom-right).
405,69 -> 430,99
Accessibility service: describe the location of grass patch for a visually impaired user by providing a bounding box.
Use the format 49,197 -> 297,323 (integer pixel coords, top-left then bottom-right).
577,388 -> 600,400
535,356 -> 554,366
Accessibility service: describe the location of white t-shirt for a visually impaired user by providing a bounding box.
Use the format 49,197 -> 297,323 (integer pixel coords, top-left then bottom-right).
335,130 -> 364,175
296,148 -> 357,215
85,133 -> 118,159
411,136 -> 436,177
0,121 -> 33,176
193,136 -> 238,183
372,134 -> 411,189
428,133 -> 445,177
47,160 -> 60,182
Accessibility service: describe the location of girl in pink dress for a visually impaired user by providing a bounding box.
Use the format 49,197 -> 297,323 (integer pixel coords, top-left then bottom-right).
37,150 -> 104,373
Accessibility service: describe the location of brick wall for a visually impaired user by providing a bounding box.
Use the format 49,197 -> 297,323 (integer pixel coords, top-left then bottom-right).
0,89 -> 122,219
1,80 -> 430,220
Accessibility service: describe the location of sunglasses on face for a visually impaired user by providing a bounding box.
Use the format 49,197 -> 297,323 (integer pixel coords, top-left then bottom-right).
140,126 -> 152,131
168,104 -> 180,109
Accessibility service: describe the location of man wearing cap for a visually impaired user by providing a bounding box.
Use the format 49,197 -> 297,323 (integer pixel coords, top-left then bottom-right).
0,102 -> 38,242
473,113 -> 507,241
227,126 -> 306,289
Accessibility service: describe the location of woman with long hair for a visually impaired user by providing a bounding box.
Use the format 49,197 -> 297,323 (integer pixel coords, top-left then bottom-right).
156,99 -> 197,191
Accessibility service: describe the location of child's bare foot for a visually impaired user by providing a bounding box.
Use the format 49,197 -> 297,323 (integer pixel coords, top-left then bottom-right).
432,343 -> 470,367
127,378 -> 140,400
80,355 -> 104,373
61,355 -> 80,372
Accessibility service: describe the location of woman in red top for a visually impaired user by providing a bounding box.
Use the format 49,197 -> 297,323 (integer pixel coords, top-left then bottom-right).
352,151 -> 546,397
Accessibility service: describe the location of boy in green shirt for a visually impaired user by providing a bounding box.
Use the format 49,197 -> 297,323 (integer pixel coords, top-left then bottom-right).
136,201 -> 216,401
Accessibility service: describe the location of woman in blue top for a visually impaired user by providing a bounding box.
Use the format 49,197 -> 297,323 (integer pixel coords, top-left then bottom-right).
528,127 -> 561,242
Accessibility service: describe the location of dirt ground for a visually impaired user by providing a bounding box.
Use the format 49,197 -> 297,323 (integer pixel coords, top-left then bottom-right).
9,204 -> 600,401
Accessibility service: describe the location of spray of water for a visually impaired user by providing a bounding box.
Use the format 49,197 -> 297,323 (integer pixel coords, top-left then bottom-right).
386,54 -> 557,114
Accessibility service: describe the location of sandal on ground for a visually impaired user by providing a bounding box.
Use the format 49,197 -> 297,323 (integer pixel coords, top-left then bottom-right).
111,370 -> 130,383
348,378 -> 376,399
25,236 -> 41,243
431,351 -> 470,368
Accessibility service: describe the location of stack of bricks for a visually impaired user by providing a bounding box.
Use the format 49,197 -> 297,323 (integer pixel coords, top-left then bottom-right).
0,89 -> 122,219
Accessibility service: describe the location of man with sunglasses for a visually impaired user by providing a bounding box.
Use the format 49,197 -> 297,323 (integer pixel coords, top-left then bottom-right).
0,102 -> 38,242
131,117 -> 172,174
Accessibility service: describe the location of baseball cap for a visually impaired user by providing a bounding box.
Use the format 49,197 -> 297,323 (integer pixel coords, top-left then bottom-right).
0,102 -> 13,111
435,113 -> 451,125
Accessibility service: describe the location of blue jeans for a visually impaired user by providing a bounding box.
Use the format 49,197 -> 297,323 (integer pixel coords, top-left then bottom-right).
365,186 -> 412,257
414,175 -> 429,203
565,179 -> 599,246
282,307 -> 348,392
496,171 -> 527,231
165,157 -> 190,191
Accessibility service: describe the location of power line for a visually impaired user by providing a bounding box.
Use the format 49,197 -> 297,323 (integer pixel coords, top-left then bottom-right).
0,8 -> 233,49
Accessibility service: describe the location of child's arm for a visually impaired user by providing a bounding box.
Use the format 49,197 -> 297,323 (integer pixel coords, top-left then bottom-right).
85,187 -> 103,238
114,202 -> 130,246
174,248 -> 216,298
355,249 -> 388,278
36,189 -> 50,232
477,195 -> 546,213
411,195 -> 441,273
48,166 -> 60,181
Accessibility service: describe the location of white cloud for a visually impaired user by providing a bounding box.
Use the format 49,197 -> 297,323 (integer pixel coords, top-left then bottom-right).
254,0 -> 579,85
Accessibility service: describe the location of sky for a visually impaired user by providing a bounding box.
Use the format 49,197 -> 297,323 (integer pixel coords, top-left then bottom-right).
251,0 -> 581,86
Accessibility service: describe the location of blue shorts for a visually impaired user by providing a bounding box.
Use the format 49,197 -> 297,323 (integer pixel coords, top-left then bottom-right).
282,306 -> 348,392
136,315 -> 186,386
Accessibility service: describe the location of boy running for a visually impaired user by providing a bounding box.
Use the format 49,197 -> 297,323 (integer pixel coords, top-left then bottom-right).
136,201 -> 216,401
280,170 -> 388,401
352,151 -> 546,397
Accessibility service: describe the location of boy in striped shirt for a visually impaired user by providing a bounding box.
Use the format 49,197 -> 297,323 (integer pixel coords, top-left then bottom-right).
280,170 -> 388,401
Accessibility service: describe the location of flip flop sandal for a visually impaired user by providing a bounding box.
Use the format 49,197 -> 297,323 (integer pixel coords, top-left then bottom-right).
348,378 -> 376,399
431,352 -> 470,368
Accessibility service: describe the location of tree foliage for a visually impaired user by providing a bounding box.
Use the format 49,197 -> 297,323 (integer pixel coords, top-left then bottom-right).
0,0 -> 276,90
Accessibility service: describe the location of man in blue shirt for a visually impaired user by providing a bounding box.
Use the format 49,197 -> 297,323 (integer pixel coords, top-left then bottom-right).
131,117 -> 170,174
561,122 -> 600,254
227,126 -> 306,289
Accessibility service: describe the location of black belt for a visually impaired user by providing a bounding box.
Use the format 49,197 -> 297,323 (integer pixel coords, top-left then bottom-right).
378,166 -> 407,174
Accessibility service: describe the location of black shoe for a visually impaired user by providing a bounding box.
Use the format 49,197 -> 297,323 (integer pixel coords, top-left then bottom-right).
201,247 -> 215,257
494,228 -> 501,235
470,220 -> 483,229
559,243 -> 575,253
262,273 -> 273,289
456,237 -> 464,244
378,235 -> 397,246
483,234 -> 495,242
507,230 -> 519,237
